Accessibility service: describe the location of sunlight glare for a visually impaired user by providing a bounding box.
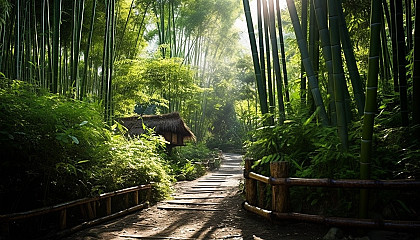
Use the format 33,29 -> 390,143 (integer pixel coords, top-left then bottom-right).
235,0 -> 288,48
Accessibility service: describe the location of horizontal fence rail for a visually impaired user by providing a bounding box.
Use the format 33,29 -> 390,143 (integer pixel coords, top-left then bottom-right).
243,202 -> 420,230
243,159 -> 420,230
248,172 -> 420,189
0,184 -> 152,239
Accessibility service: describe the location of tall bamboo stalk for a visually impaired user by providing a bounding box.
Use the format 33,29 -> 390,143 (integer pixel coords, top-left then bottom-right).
336,0 -> 365,116
380,8 -> 392,93
328,0 -> 348,150
160,0 -> 165,57
395,0 -> 409,126
117,0 -> 135,58
267,0 -> 285,122
257,0 -> 271,111
300,0 -> 308,106
313,0 -> 336,125
102,0 -> 115,124
80,0 -> 97,100
286,0 -> 329,125
360,0 -> 382,219
52,0 -> 61,93
413,1 -> 420,125
133,3 -> 150,57
276,0 -> 289,102
15,0 -> 21,80
308,0 -> 319,89
263,0 -> 274,114
406,0 -> 413,51
243,0 -> 269,115
390,0 -> 399,92
171,1 -> 176,57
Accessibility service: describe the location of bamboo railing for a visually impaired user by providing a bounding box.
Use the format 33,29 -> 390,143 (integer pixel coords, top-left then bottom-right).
0,184 -> 152,239
243,159 -> 420,230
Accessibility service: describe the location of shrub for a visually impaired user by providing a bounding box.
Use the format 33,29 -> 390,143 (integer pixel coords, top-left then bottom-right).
0,80 -> 172,213
168,142 -> 218,180
96,134 -> 172,201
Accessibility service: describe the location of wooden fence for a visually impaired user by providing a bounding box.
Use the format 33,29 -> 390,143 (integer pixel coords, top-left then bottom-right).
243,159 -> 420,230
0,184 -> 152,239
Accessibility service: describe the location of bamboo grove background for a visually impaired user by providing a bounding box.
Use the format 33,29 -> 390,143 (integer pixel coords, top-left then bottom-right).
1,0 -> 420,220
242,0 -> 419,217
0,0 -> 244,136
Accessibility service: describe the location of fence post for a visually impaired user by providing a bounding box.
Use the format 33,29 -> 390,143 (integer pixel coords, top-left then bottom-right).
257,181 -> 266,208
59,209 -> 67,230
146,185 -> 152,202
244,158 -> 257,205
134,190 -> 139,205
125,193 -> 129,208
106,197 -> 112,215
86,202 -> 95,219
270,161 -> 290,213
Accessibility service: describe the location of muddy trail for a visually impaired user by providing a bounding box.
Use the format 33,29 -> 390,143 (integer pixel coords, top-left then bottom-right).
65,153 -> 327,240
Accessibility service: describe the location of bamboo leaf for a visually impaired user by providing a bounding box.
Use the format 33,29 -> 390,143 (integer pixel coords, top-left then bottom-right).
69,135 -> 79,144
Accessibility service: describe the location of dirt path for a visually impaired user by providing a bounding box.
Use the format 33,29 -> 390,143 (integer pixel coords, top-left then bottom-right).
66,153 -> 328,240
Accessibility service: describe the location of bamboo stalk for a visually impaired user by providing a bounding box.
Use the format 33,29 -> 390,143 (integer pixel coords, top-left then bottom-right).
328,0 -> 349,150
359,0 -> 382,219
300,0 -> 308,106
389,0 -> 399,92
413,0 -> 420,125
260,0 -> 273,115
313,0 -> 336,125
51,0 -> 61,93
267,0 -> 285,122
336,0 -> 365,115
276,0 -> 289,102
262,0 -> 275,119
395,0 -> 409,126
243,0 -> 269,115
286,0 -> 329,125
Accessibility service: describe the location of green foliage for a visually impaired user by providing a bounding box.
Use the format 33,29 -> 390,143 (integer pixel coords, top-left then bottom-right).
113,58 -> 200,116
207,103 -> 244,152
0,80 -> 172,212
0,0 -> 11,25
98,134 -> 172,200
244,113 -> 360,216
168,143 -> 219,181
245,108 -> 420,217
245,112 -> 359,179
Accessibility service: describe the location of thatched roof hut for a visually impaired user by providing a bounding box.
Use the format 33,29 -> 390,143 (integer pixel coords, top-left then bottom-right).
118,112 -> 195,146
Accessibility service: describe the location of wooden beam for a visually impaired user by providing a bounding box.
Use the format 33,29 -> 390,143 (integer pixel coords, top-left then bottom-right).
173,196 -> 224,199
163,201 -> 220,205
157,206 -> 221,211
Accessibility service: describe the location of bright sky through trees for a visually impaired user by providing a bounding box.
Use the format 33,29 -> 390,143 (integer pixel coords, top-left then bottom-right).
235,0 -> 288,48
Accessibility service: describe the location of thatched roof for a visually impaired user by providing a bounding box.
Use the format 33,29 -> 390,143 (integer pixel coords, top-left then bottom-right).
119,112 -> 196,141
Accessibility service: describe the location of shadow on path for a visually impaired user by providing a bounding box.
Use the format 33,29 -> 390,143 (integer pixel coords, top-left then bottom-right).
65,153 -> 328,240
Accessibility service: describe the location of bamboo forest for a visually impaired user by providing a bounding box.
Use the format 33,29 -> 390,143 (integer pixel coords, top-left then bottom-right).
0,0 -> 419,239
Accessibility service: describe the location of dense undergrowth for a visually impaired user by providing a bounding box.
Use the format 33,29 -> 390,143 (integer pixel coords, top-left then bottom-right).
244,109 -> 420,219
169,142 -> 221,181
0,80 -> 214,214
